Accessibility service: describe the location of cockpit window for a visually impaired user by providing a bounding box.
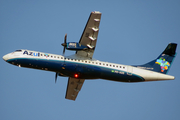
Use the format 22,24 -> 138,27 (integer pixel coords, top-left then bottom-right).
15,50 -> 22,52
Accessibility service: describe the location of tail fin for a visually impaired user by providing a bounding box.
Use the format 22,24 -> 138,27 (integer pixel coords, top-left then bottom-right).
135,43 -> 177,74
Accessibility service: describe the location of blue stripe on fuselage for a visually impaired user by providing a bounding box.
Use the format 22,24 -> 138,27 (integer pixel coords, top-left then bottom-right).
7,57 -> 144,82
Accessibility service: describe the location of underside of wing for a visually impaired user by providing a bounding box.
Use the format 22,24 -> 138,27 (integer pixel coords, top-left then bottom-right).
65,77 -> 85,101
76,11 -> 101,59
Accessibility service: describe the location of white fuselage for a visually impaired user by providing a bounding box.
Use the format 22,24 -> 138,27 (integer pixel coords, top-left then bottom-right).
3,49 -> 175,82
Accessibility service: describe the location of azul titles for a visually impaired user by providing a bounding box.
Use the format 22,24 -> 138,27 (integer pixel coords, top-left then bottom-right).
23,50 -> 49,57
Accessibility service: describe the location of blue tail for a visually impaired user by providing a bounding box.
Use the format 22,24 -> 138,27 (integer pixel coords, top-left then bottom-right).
135,43 -> 177,74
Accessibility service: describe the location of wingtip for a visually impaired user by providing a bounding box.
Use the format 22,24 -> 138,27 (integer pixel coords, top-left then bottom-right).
92,11 -> 101,14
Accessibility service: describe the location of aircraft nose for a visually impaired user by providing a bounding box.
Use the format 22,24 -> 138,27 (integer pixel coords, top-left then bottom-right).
3,54 -> 9,61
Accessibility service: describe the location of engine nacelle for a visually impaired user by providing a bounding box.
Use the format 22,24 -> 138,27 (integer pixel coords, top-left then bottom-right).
66,42 -> 89,51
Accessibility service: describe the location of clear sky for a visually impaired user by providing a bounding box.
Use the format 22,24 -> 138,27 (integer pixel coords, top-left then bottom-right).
1,0 -> 180,120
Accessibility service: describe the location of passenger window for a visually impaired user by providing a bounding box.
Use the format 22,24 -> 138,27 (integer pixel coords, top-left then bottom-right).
106,64 -> 108,66
99,63 -> 101,65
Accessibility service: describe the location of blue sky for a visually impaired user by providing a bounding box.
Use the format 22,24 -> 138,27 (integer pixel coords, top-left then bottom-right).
1,0 -> 180,120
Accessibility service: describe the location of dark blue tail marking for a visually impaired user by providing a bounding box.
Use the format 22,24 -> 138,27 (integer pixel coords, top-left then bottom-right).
134,43 -> 177,74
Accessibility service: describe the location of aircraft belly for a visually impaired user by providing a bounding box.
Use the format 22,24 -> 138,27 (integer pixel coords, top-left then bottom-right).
62,62 -> 101,79
61,62 -> 144,82
99,67 -> 145,82
7,58 -> 64,72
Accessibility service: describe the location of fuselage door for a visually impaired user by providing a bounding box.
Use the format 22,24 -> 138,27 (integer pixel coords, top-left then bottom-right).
127,66 -> 133,75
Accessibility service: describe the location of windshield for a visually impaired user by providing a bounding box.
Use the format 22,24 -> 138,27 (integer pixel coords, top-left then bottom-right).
15,50 -> 22,52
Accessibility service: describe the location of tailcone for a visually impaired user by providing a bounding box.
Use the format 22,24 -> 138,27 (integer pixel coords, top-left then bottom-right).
145,73 -> 175,81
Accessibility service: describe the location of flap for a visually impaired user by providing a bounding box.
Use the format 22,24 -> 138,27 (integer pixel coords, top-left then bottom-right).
65,77 -> 85,101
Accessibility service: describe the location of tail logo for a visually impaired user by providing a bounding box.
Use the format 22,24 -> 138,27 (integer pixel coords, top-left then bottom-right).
155,58 -> 170,72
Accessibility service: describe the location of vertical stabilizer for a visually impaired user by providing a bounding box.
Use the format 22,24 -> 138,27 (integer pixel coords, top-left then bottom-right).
135,43 -> 177,74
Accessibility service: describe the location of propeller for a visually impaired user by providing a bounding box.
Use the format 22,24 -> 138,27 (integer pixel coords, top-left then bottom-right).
61,34 -> 67,56
55,34 -> 67,83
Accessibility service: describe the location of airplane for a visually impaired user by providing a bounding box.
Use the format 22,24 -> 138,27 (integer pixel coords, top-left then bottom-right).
3,11 -> 177,101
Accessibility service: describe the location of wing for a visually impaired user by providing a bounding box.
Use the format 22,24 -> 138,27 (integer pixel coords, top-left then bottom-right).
76,11 -> 102,59
65,77 -> 85,101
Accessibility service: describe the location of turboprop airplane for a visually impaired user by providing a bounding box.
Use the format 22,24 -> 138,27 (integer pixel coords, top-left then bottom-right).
3,11 -> 177,101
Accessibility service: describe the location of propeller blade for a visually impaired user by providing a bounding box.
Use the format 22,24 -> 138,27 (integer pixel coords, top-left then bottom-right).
64,33 -> 67,44
55,73 -> 58,83
63,47 -> 66,56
